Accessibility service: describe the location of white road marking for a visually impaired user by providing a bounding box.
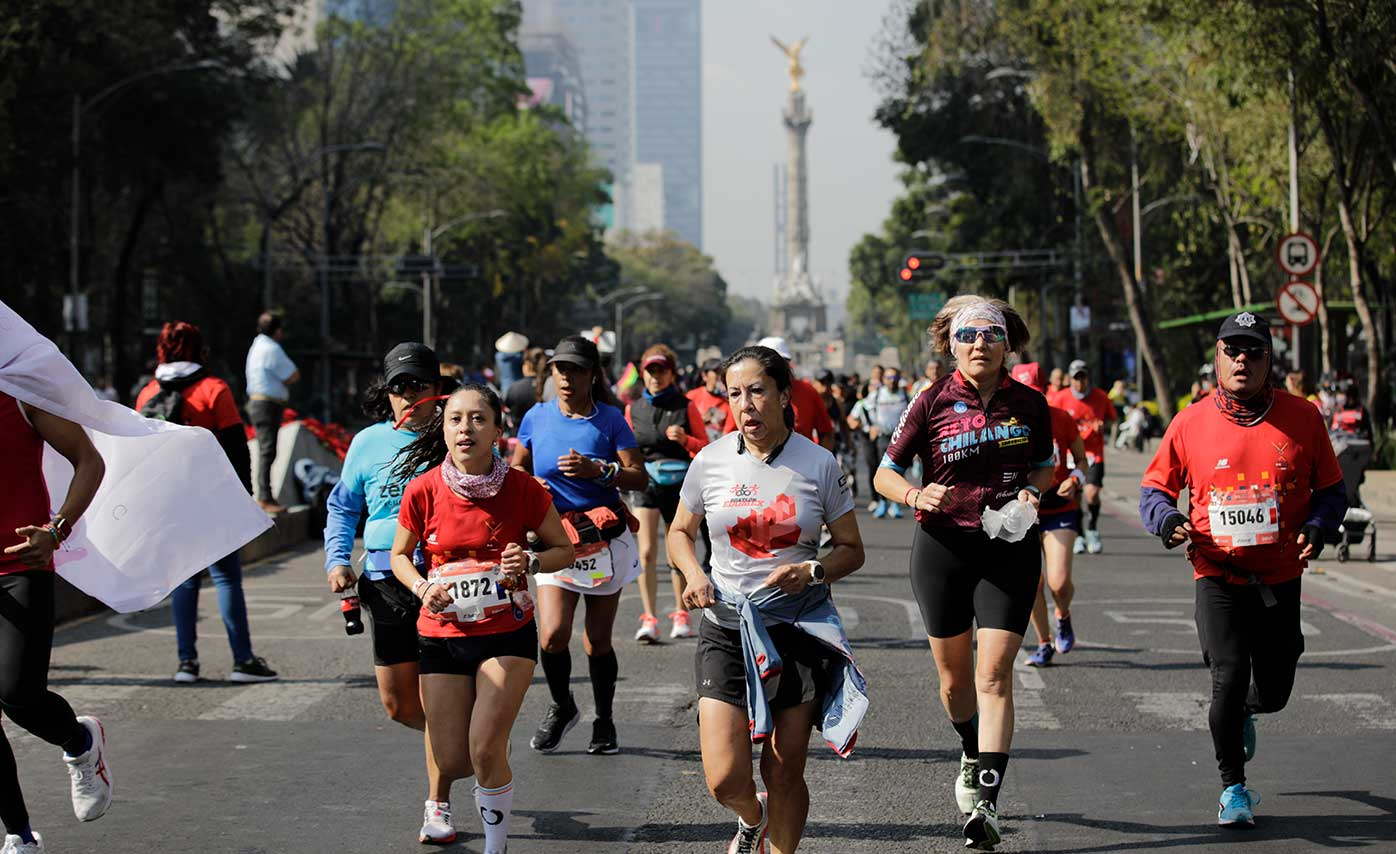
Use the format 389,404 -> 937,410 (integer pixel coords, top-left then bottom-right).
1103,610 -> 1197,633
1013,661 -> 1061,730
836,593 -> 924,640
1125,691 -> 1209,730
198,682 -> 340,721
1307,567 -> 1396,601
1305,693 -> 1396,729
55,683 -> 143,711
840,607 -> 860,634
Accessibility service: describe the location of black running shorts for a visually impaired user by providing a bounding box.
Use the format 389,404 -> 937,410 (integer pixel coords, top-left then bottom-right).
357,575 -> 422,667
695,617 -> 828,710
909,525 -> 1041,638
418,622 -> 538,677
627,480 -> 682,520
1085,462 -> 1105,487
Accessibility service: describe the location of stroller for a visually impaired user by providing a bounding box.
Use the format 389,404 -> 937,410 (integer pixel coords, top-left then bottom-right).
1328,431 -> 1376,562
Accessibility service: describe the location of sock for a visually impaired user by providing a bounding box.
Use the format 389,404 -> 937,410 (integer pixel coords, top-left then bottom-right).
474,781 -> 514,854
588,649 -> 619,721
1087,501 -> 1101,531
951,715 -> 979,760
976,752 -> 1009,807
539,648 -> 573,708
61,721 -> 91,758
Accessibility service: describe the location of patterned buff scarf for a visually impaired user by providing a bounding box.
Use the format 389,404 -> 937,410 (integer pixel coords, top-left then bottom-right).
440,451 -> 509,500
1212,356 -> 1275,427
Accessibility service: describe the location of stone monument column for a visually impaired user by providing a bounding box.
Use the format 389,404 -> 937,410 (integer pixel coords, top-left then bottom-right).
769,35 -> 826,342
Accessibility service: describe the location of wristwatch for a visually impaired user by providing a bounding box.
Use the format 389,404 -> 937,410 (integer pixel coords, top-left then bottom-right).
1024,485 -> 1042,498
807,560 -> 827,585
527,552 -> 541,575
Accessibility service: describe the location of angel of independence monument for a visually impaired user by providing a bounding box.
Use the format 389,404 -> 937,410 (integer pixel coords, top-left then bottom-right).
769,36 -> 828,348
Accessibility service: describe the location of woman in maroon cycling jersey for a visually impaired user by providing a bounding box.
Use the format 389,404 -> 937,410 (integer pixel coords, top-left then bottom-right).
874,295 -> 1055,851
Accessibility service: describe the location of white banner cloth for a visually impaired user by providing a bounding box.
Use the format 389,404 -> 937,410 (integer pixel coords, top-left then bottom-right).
0,300 -> 271,612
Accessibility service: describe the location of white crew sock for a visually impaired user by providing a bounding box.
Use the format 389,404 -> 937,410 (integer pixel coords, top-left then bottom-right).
474,781 -> 514,854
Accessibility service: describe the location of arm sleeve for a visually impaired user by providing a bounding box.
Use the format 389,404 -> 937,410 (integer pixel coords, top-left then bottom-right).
1030,396 -> 1055,467
881,393 -> 928,472
323,479 -> 366,570
683,402 -> 708,456
1306,481 -> 1347,531
818,451 -> 856,521
1139,487 -> 1184,536
678,451 -> 706,516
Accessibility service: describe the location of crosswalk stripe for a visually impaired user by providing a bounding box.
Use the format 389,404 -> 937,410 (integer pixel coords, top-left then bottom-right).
198,682 -> 340,721
1124,691 -> 1209,730
1013,661 -> 1061,730
610,683 -> 691,724
1305,693 -> 1396,729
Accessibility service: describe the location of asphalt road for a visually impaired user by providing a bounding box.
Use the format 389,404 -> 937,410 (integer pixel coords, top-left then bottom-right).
12,447 -> 1396,852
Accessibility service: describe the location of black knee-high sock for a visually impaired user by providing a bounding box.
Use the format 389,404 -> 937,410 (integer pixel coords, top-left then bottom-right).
951,715 -> 979,759
539,649 -> 573,708
976,752 -> 1008,806
588,650 -> 619,722
0,732 -> 31,838
1086,500 -> 1101,530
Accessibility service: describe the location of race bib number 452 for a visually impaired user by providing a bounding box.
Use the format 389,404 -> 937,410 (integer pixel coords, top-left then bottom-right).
1208,487 -> 1280,548
556,544 -> 614,589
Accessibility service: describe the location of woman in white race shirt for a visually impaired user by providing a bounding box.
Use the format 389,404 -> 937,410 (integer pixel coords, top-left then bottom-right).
667,345 -> 867,854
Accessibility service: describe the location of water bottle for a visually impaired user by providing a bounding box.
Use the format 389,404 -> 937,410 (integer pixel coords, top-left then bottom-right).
998,499 -> 1038,542
340,593 -> 364,635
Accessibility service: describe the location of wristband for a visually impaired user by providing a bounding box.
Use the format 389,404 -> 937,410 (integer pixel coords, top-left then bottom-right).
50,514 -> 68,543
904,487 -> 921,508
1069,468 -> 1085,485
413,578 -> 431,599
43,524 -> 61,547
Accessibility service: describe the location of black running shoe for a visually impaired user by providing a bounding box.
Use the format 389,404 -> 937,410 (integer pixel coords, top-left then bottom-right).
173,659 -> 200,684
529,694 -> 580,753
229,656 -> 279,682
587,718 -> 619,755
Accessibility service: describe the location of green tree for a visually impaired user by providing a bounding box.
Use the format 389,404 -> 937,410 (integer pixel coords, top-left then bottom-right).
605,231 -> 732,362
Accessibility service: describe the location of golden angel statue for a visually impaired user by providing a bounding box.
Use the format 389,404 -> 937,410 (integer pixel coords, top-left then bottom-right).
770,35 -> 809,92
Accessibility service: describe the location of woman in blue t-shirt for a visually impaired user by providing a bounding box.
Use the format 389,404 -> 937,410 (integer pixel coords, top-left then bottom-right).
513,336 -> 647,756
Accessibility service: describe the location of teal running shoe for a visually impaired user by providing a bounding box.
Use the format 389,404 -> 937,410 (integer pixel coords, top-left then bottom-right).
1218,784 -> 1259,828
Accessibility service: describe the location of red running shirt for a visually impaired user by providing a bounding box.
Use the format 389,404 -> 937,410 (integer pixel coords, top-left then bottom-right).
0,393 -> 52,575
134,375 -> 244,432
884,370 -> 1055,530
1141,393 -> 1343,585
1040,406 -> 1081,517
398,465 -> 553,638
1050,388 -> 1117,465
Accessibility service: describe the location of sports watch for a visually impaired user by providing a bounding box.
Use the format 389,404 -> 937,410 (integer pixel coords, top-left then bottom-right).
807,560 -> 827,585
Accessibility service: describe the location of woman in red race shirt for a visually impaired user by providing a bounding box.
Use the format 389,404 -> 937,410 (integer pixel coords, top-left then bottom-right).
389,385 -> 574,853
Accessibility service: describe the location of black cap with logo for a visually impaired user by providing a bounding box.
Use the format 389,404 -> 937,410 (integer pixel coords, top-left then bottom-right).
1216,311 -> 1272,349
384,342 -> 440,383
547,336 -> 601,371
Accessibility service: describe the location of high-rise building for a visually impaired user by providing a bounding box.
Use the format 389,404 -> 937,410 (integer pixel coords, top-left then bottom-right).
632,0 -> 702,248
519,5 -> 588,132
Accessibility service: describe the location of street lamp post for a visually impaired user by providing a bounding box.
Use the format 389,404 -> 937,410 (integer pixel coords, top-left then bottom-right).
421,209 -> 506,349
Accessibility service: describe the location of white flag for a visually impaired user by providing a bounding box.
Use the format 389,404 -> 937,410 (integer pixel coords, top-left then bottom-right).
0,300 -> 271,612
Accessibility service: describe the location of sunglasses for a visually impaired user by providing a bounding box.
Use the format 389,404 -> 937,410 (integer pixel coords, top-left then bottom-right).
1221,343 -> 1268,360
388,376 -> 432,396
953,325 -> 1008,345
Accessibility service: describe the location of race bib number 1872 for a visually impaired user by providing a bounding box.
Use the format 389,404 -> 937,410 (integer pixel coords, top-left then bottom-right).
429,559 -> 507,622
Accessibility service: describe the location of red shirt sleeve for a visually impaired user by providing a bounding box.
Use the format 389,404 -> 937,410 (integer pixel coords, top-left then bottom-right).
205,381 -> 244,431
1141,413 -> 1188,498
884,389 -> 929,470
1308,403 -> 1345,491
133,380 -> 158,411
721,406 -> 736,434
516,470 -> 554,531
810,388 -> 835,438
397,473 -> 432,538
683,401 -> 708,456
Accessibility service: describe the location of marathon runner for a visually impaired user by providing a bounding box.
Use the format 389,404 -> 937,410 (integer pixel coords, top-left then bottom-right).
625,344 -> 708,643
1050,360 -> 1117,555
873,295 -> 1054,850
2,389 -> 111,854
1026,397 -> 1088,667
388,383 -> 574,853
323,343 -> 455,842
847,367 -> 910,519
512,336 -> 647,755
667,345 -> 866,854
686,357 -> 733,573
1140,312 -> 1345,828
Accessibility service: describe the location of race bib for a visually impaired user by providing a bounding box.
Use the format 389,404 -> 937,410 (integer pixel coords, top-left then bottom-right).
556,543 -> 614,589
428,558 -> 508,622
1208,488 -> 1280,548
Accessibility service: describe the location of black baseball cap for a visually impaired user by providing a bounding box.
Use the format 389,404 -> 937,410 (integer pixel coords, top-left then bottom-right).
384,342 -> 440,383
547,335 -> 600,371
1217,311 -> 1272,348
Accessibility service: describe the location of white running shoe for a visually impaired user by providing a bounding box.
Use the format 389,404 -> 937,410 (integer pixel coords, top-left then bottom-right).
1085,530 -> 1103,554
963,800 -> 1001,850
634,614 -> 660,644
726,791 -> 768,853
1,833 -> 43,853
1073,536 -> 1086,555
418,800 -> 456,844
63,716 -> 112,822
669,610 -> 693,639
954,753 -> 978,814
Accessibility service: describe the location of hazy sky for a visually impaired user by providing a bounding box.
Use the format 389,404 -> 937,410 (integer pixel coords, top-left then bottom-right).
701,0 -> 903,316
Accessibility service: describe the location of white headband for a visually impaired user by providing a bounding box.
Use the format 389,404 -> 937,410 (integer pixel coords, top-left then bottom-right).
950,301 -> 1007,337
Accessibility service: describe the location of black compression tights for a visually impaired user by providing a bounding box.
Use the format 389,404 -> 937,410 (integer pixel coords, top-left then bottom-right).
0,571 -> 85,834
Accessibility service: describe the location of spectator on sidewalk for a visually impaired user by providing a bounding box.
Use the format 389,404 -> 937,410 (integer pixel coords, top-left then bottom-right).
245,312 -> 299,514
137,321 -> 279,685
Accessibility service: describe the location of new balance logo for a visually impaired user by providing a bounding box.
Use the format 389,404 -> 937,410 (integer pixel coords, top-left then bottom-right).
1215,458 -> 1230,469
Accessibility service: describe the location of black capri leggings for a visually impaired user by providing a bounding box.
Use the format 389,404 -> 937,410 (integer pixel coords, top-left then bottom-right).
0,571 -> 84,834
909,525 -> 1041,638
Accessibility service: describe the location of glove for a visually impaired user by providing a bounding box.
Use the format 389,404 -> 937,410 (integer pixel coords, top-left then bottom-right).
1299,523 -> 1325,560
1160,511 -> 1189,550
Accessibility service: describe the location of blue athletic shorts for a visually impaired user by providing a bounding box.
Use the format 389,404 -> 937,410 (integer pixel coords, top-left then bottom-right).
1040,509 -> 1083,534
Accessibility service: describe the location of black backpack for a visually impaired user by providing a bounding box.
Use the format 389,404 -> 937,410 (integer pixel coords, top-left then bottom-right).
138,370 -> 206,425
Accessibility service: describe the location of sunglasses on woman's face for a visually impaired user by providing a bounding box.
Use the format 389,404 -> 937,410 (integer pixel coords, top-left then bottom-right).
388,377 -> 431,396
952,325 -> 1007,345
1221,343 -> 1268,360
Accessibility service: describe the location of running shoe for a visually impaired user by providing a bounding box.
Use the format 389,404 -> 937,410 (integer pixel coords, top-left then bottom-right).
1217,783 -> 1259,828
866,499 -> 880,512
418,800 -> 456,844
1242,714 -> 1257,761
1054,615 -> 1075,654
888,502 -> 904,519
668,610 -> 693,639
634,614 -> 660,644
229,656 -> 278,682
1025,643 -> 1054,667
726,791 -> 768,853
1,833 -> 43,853
587,718 -> 620,755
530,694 -> 580,752
1085,530 -> 1103,554
954,753 -> 978,814
872,500 -> 889,518
173,660 -> 199,683
963,799 -> 1001,850
63,716 -> 111,822
1073,536 -> 1086,555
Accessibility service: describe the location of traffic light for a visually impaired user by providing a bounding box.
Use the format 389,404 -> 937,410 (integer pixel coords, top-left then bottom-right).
898,252 -> 947,284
